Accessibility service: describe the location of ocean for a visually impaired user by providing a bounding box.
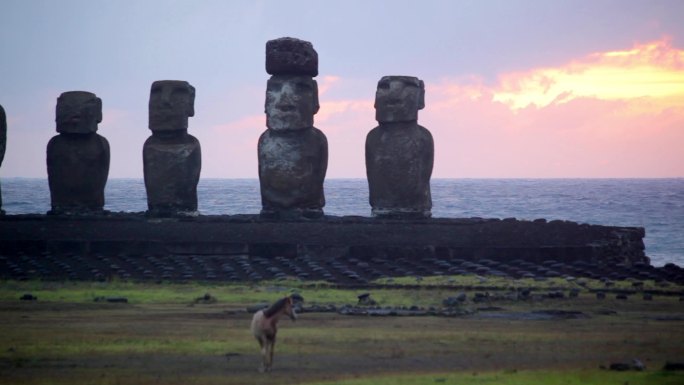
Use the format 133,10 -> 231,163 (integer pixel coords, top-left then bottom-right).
2,178 -> 683,267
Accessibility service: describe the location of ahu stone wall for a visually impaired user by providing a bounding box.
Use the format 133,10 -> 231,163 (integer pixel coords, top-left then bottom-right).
0,37 -> 661,284
0,214 -> 649,283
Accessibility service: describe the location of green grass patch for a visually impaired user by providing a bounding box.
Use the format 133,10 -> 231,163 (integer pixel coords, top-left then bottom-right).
2,277 -> 683,385
0,279 -> 313,305
2,276 -> 682,311
373,274 -> 683,293
0,280 -> 462,307
304,369 -> 684,385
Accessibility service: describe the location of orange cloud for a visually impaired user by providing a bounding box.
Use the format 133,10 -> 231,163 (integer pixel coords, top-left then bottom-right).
492,38 -> 684,110
194,39 -> 684,178
421,39 -> 684,178
317,100 -> 372,127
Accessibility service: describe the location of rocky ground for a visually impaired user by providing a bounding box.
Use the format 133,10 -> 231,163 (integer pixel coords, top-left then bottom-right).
2,250 -> 683,287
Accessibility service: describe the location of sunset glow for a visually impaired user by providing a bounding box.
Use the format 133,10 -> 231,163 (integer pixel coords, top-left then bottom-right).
492,39 -> 684,110
158,38 -> 684,178
199,38 -> 684,179
2,1 -> 683,179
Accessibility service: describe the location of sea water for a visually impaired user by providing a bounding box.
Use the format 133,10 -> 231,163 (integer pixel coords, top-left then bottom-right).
2,178 -> 682,267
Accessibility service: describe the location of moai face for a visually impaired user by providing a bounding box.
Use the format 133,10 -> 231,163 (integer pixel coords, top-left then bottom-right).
374,76 -> 425,124
56,91 -> 102,134
265,76 -> 319,131
148,80 -> 195,132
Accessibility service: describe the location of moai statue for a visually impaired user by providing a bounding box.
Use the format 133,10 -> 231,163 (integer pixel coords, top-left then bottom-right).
0,104 -> 6,215
143,80 -> 201,217
366,76 -> 434,218
258,37 -> 328,219
47,91 -> 110,215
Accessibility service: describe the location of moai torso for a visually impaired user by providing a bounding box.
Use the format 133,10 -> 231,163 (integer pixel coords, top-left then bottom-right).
366,76 -> 433,218
143,133 -> 201,215
366,122 -> 433,216
258,126 -> 327,212
47,91 -> 110,215
143,80 -> 201,216
258,38 -> 328,219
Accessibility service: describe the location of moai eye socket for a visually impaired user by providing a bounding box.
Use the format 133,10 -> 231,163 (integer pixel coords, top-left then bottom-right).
377,81 -> 391,90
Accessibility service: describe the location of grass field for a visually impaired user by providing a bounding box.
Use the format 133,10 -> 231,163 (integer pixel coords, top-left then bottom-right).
1,279 -> 683,385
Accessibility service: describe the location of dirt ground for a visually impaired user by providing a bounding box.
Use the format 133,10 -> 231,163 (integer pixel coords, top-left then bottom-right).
1,295 -> 683,385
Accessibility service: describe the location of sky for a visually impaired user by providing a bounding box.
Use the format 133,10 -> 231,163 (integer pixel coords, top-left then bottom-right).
1,0 -> 683,179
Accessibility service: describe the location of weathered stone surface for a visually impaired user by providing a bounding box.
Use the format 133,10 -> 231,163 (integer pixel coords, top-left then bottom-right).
258,127 -> 328,217
259,39 -> 327,218
1,213 -> 669,285
0,215 -> 649,262
143,133 -> 201,216
374,76 -> 425,123
148,80 -> 195,132
608,359 -> 645,371
266,37 -> 318,77
443,293 -> 467,306
366,76 -> 433,218
0,104 -> 6,215
55,91 -> 102,134
47,91 -> 109,215
265,76 -> 319,131
94,296 -> 128,303
144,80 -> 201,216
663,362 -> 684,371
47,134 -> 110,214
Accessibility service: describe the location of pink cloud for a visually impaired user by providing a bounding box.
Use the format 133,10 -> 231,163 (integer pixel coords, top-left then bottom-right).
197,115 -> 264,178
420,38 -> 684,178
424,87 -> 684,178
317,98 -> 373,177
195,38 -> 684,178
317,75 -> 341,96
493,37 -> 684,109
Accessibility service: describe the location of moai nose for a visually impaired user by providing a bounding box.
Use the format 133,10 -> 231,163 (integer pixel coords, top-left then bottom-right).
276,86 -> 296,109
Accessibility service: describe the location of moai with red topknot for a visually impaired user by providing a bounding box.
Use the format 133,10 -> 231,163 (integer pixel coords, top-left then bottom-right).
258,37 -> 328,219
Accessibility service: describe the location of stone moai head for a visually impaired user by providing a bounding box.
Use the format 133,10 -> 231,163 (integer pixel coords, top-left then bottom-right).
148,80 -> 195,132
374,76 -> 425,124
265,37 -> 319,131
56,91 -> 102,134
265,76 -> 319,131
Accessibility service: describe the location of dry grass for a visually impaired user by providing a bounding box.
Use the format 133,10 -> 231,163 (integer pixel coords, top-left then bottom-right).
0,280 -> 683,384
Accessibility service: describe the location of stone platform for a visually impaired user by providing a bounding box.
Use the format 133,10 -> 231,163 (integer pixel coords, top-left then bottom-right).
2,213 -> 678,285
